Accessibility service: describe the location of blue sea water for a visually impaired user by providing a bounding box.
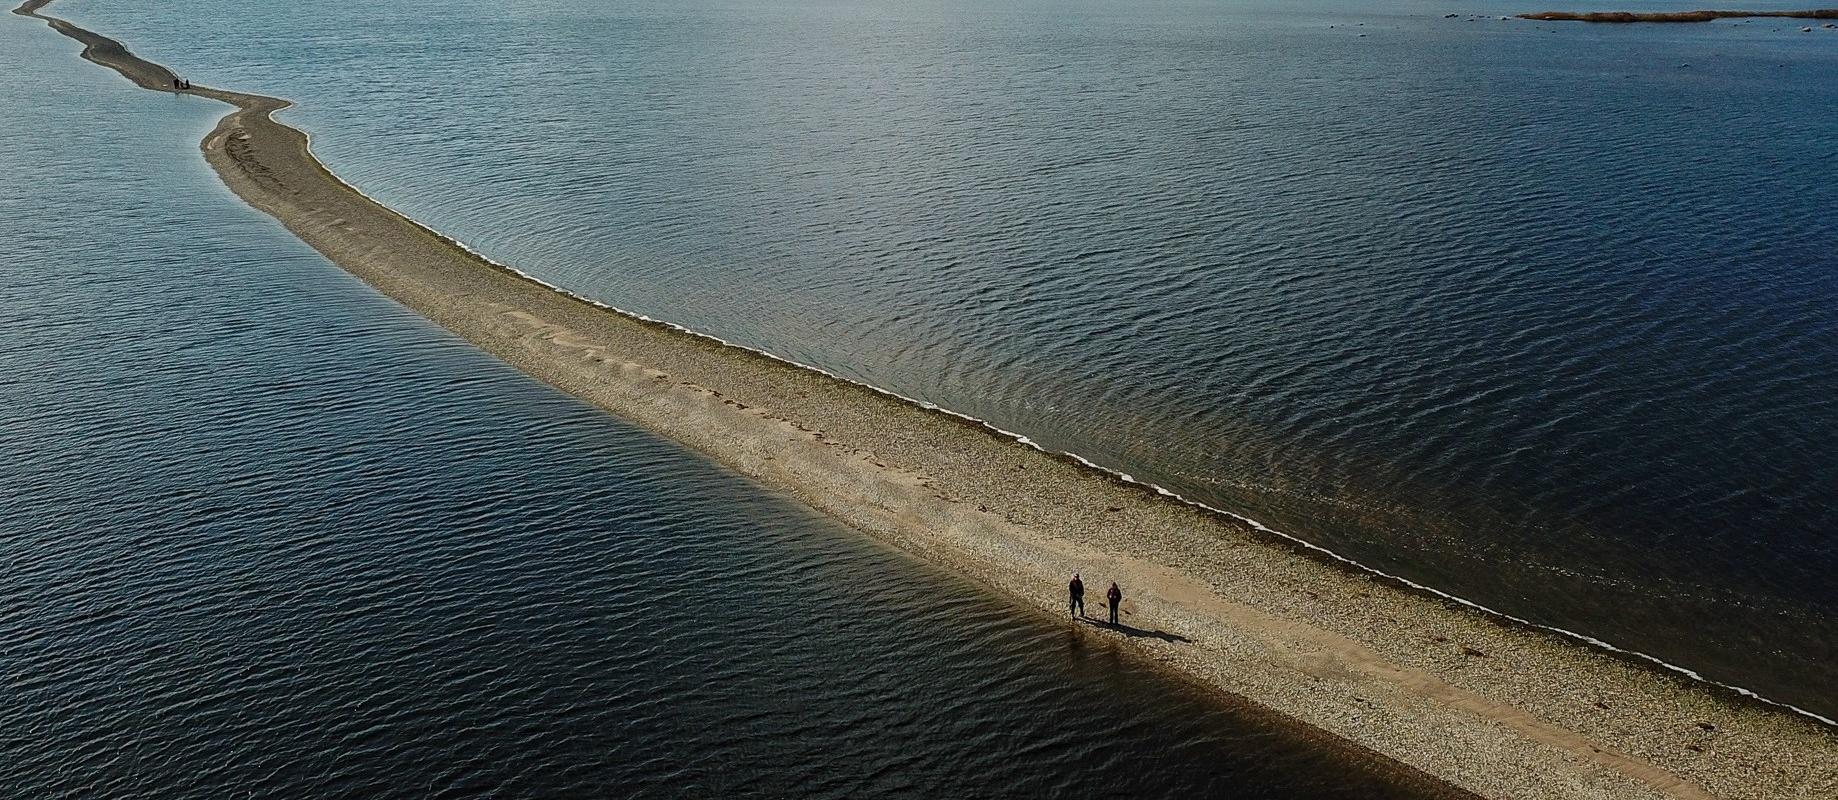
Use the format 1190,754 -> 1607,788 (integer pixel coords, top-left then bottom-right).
36,0 -> 1838,719
0,10 -> 1457,798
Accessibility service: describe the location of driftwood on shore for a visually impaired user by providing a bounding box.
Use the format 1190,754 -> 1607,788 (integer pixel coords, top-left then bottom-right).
1519,8 -> 1838,22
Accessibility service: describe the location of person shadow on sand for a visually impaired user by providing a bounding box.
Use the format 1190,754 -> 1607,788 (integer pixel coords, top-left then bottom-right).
1076,579 -> 1191,643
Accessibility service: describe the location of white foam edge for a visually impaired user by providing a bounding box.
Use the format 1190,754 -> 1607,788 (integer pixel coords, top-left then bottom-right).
286,114 -> 1836,730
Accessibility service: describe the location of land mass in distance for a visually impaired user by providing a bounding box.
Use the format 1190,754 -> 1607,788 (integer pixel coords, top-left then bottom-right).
1519,8 -> 1838,22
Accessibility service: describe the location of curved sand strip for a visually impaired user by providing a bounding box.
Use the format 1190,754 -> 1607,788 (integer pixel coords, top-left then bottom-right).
15,2 -> 1837,798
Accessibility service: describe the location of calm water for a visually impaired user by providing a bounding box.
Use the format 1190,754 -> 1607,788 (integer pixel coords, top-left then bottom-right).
0,13 -> 1454,798
47,0 -> 1838,717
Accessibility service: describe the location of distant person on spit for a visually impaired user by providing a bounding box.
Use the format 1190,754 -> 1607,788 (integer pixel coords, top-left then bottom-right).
1106,582 -> 1123,625
1069,573 -> 1085,618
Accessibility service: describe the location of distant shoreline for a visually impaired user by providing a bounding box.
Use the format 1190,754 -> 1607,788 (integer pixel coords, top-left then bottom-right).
1519,8 -> 1838,23
15,1 -> 1837,797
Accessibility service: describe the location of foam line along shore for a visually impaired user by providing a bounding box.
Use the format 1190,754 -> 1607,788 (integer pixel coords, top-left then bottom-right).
15,2 -> 1835,798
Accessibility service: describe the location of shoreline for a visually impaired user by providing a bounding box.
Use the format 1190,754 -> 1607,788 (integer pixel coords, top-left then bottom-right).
16,1 -> 1836,797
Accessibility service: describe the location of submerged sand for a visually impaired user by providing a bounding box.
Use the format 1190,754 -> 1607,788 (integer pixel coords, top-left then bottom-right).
16,1 -> 1838,797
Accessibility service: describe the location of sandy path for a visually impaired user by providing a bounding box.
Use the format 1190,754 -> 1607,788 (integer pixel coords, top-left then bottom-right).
15,2 -> 1837,797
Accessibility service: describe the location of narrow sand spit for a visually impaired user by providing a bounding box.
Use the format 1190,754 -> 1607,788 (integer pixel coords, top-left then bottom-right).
16,2 -> 1836,797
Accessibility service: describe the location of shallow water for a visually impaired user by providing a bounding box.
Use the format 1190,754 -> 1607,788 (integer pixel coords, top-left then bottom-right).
0,11 -> 1461,798
58,0 -> 1838,717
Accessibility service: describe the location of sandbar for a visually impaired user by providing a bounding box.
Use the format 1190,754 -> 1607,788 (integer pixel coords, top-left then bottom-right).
15,1 -> 1838,797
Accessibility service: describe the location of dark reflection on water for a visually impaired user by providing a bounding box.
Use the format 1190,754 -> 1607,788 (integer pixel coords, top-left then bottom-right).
59,0 -> 1838,716
0,17 -> 1451,799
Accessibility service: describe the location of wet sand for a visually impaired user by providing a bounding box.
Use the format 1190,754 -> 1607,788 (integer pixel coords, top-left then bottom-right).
15,1 -> 1837,797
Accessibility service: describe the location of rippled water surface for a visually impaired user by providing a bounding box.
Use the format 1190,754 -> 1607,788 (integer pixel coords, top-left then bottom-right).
0,13 -> 1455,798
45,0 -> 1838,717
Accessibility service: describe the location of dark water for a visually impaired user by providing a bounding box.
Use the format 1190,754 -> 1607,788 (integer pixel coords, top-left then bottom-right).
0,12 -> 1459,798
69,0 -> 1838,721
61,0 -> 1838,718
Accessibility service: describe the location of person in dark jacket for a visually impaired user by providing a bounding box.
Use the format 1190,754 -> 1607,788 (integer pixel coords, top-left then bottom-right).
1068,573 -> 1085,617
1106,582 -> 1123,625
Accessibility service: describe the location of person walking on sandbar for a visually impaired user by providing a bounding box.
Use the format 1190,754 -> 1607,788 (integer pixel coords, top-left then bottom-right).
1068,573 -> 1085,618
1106,582 -> 1123,625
